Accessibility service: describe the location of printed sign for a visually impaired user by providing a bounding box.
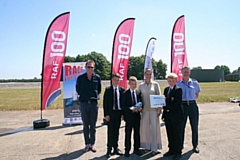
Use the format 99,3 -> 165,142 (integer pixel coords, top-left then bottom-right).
62,62 -> 86,125
150,95 -> 166,108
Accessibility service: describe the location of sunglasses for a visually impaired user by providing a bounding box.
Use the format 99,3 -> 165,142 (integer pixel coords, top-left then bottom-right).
87,66 -> 94,69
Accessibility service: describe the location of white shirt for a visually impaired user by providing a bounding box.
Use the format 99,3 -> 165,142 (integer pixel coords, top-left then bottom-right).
113,86 -> 121,110
130,88 -> 137,104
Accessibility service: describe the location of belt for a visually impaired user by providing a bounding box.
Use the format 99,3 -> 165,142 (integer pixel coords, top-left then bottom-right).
182,100 -> 196,105
80,100 -> 97,104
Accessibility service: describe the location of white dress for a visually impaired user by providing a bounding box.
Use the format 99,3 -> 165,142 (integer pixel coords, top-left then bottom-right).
139,81 -> 162,152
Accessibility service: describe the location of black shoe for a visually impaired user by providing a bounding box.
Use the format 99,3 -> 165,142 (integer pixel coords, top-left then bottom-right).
133,149 -> 142,156
173,154 -> 182,160
163,151 -> 174,157
124,152 -> 130,157
114,148 -> 123,155
193,147 -> 200,153
105,152 -> 111,158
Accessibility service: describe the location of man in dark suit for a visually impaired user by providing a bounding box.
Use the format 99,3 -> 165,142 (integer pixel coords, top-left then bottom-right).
121,76 -> 143,157
162,73 -> 184,160
103,73 -> 125,158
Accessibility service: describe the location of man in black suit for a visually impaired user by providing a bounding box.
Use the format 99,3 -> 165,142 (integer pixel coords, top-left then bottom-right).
121,76 -> 142,157
162,73 -> 184,160
103,73 -> 125,158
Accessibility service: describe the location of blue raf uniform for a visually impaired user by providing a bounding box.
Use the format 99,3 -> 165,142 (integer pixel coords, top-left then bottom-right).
177,78 -> 201,149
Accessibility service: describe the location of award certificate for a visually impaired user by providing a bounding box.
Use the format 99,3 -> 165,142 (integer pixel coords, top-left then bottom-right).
150,95 -> 166,108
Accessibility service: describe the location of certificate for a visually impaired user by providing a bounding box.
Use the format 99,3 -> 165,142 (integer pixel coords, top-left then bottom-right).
150,95 -> 166,108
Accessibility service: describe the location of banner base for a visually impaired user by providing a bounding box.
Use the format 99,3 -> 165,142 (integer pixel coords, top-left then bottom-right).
33,119 -> 50,129
63,118 -> 83,125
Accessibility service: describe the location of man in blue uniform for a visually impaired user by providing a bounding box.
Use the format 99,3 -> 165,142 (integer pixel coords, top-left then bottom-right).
76,60 -> 101,152
177,66 -> 201,154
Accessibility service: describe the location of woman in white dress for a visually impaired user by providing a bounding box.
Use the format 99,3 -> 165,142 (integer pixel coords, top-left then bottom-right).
139,69 -> 162,153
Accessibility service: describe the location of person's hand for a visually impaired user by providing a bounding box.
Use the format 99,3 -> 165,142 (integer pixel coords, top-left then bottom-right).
121,115 -> 124,120
157,113 -> 160,117
138,107 -> 142,112
157,107 -> 163,110
105,115 -> 110,122
132,108 -> 138,112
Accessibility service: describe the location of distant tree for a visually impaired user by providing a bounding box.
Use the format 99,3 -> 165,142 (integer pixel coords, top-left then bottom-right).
64,56 -> 76,62
192,66 -> 202,70
214,65 -> 221,70
155,59 -> 167,79
214,65 -> 230,75
128,55 -> 167,80
74,51 -> 111,80
128,55 -> 145,80
232,67 -> 240,74
232,69 -> 238,74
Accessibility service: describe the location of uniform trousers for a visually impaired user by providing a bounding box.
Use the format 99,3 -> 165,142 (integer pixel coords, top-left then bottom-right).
182,103 -> 199,148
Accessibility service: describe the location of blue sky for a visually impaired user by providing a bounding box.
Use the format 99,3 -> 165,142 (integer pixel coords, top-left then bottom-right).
0,1 -> 239,79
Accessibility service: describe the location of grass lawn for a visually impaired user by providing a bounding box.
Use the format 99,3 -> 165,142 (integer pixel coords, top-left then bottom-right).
0,82 -> 239,110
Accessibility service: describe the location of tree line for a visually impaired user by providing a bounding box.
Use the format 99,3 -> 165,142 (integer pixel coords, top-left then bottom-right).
64,51 -> 167,80
0,51 -> 239,82
192,65 -> 240,75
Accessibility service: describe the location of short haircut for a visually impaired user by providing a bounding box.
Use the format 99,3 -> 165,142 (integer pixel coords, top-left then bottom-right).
129,76 -> 137,82
167,73 -> 178,79
112,73 -> 120,79
181,66 -> 190,70
144,68 -> 153,74
85,60 -> 95,67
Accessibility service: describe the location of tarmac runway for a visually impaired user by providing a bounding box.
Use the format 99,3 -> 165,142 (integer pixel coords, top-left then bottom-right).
0,102 -> 240,160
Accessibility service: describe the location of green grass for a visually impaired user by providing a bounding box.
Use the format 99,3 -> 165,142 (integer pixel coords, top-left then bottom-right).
197,82 -> 240,103
0,82 -> 239,110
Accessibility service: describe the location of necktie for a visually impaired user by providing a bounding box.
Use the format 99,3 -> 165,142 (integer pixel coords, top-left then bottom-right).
167,87 -> 172,97
132,91 -> 136,106
114,88 -> 118,110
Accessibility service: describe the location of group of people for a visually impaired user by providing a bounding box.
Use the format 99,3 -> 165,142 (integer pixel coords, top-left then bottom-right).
76,60 -> 201,160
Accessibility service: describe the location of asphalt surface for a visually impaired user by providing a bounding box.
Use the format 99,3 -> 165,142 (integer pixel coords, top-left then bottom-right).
0,102 -> 240,160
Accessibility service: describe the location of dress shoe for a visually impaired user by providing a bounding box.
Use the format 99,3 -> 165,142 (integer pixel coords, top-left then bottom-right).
83,144 -> 90,152
133,149 -> 142,156
193,147 -> 200,153
105,152 -> 111,158
113,148 -> 123,155
124,152 -> 130,157
90,144 -> 97,152
163,151 -> 174,157
173,154 -> 182,160
151,151 -> 160,155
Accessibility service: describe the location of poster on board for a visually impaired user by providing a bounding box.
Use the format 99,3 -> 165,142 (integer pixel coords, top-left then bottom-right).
62,62 -> 86,125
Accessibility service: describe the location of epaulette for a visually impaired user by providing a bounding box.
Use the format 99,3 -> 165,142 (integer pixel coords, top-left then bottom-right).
191,78 -> 198,82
